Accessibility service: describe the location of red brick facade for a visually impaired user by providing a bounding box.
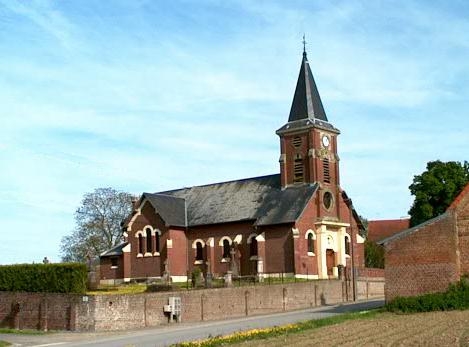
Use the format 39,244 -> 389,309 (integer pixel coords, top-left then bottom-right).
384,183 -> 469,301
100,52 -> 366,284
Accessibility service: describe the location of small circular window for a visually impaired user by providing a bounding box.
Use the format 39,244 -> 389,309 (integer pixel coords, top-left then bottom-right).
323,191 -> 333,210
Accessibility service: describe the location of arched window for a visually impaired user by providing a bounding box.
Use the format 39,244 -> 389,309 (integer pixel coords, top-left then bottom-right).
195,241 -> 204,261
146,228 -> 152,253
138,234 -> 144,254
307,233 -> 314,253
155,232 -> 160,253
250,237 -> 258,257
222,239 -> 230,258
345,235 -> 351,255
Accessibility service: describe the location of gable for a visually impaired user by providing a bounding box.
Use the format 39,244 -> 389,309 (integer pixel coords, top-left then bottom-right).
448,182 -> 469,217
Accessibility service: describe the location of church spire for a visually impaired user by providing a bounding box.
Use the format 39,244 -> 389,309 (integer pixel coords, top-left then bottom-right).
288,44 -> 328,122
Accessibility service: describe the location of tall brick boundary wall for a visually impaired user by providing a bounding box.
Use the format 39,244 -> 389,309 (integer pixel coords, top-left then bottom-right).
0,292 -> 83,331
0,279 -> 383,332
384,214 -> 459,301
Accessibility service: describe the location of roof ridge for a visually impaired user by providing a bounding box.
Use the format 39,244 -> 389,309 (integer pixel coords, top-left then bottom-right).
447,182 -> 469,211
157,173 -> 280,194
380,212 -> 449,246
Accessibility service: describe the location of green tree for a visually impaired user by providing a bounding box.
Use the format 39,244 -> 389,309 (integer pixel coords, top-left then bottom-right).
61,188 -> 134,262
408,160 -> 469,227
364,240 -> 384,268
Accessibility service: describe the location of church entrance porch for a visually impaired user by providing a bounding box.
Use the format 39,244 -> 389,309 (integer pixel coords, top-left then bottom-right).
315,220 -> 350,279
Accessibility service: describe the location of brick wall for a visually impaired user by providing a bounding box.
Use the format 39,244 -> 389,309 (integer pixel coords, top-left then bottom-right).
384,214 -> 459,301
0,292 -> 80,331
357,268 -> 384,279
0,279 -> 383,332
88,280 -> 348,331
456,194 -> 469,275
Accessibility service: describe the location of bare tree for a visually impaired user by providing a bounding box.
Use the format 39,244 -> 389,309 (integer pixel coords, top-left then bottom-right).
61,188 -> 134,262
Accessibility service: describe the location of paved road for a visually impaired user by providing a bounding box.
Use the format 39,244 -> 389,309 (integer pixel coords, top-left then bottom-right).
1,299 -> 384,347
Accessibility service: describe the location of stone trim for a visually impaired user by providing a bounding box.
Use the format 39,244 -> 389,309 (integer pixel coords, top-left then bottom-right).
218,236 -> 233,246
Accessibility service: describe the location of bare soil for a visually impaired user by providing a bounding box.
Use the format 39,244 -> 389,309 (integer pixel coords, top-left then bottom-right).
233,310 -> 469,346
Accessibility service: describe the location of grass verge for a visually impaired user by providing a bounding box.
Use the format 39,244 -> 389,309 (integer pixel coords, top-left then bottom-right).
171,309 -> 381,347
0,341 -> 12,347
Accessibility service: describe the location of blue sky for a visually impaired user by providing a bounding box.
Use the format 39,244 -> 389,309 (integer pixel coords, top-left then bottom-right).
1,0 -> 468,264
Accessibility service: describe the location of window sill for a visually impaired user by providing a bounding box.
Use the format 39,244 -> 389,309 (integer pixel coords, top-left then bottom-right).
153,252 -> 160,256
144,252 -> 153,257
249,256 -> 258,261
345,254 -> 351,258
307,252 -> 315,257
110,266 -> 118,269
194,260 -> 204,265
137,253 -> 143,258
221,258 -> 231,263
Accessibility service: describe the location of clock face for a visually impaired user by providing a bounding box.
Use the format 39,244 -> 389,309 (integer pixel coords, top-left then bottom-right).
322,135 -> 330,148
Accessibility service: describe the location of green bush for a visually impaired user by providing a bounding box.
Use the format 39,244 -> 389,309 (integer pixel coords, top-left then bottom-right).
386,279 -> 469,313
0,263 -> 87,294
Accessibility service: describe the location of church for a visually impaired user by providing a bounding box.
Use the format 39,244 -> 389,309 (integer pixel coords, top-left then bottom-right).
100,49 -> 365,284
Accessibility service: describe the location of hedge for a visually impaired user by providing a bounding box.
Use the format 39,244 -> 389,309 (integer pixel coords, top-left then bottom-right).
0,263 -> 87,294
386,278 -> 469,313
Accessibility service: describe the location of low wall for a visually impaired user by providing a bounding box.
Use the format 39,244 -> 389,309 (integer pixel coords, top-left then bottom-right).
357,278 -> 385,300
0,279 -> 384,332
357,268 -> 385,278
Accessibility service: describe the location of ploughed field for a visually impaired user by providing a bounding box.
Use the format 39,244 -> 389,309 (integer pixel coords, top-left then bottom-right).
233,310 -> 469,346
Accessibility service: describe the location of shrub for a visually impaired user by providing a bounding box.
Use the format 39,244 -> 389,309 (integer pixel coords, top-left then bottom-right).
0,263 -> 87,294
146,283 -> 175,292
386,279 -> 469,313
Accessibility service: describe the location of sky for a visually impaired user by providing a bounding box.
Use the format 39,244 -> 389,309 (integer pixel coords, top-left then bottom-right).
1,0 -> 468,264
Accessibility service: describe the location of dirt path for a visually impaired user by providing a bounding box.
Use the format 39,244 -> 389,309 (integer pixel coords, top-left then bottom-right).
234,310 -> 469,347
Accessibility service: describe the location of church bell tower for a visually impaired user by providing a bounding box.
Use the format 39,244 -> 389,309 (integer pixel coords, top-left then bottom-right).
276,49 -> 341,189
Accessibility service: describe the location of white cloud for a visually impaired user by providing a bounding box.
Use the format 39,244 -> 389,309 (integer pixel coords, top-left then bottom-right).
0,0 -> 468,263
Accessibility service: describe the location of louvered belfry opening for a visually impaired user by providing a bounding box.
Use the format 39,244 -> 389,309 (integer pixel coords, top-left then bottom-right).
293,154 -> 304,183
323,158 -> 330,183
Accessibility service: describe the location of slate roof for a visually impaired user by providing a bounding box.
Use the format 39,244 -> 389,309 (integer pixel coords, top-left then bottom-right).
101,242 -> 128,257
143,174 -> 318,227
288,51 -> 327,122
142,193 -> 186,227
276,51 -> 340,135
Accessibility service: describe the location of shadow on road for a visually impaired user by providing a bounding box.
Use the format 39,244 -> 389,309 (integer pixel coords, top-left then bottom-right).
316,299 -> 385,314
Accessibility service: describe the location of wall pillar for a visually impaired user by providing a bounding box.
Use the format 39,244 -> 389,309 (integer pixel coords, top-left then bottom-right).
206,237 -> 215,275
337,227 -> 347,267
316,225 -> 328,279
256,233 -> 266,275
122,243 -> 131,282
292,228 -> 301,275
